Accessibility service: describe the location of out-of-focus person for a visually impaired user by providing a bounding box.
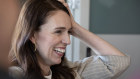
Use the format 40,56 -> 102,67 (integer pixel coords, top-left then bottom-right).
0,0 -> 20,79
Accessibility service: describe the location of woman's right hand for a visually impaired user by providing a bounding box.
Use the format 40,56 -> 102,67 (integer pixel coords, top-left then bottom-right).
57,0 -> 81,36
58,0 -> 125,56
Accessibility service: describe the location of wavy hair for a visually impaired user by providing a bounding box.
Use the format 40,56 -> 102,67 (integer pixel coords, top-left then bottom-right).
9,0 -> 75,79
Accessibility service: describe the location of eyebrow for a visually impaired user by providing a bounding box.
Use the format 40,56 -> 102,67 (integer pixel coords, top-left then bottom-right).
55,26 -> 72,30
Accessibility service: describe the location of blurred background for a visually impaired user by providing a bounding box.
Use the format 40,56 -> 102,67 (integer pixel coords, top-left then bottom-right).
0,0 -> 140,79
66,0 -> 140,79
0,0 -> 20,68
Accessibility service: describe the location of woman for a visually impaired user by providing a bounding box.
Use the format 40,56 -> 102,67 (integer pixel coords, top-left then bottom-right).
9,0 -> 130,79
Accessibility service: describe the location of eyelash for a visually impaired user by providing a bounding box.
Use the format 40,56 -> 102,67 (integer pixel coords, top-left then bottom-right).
55,30 -> 72,34
68,31 -> 72,34
55,30 -> 62,33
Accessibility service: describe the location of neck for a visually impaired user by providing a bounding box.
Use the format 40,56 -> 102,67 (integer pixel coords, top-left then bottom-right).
37,55 -> 51,76
40,62 -> 50,76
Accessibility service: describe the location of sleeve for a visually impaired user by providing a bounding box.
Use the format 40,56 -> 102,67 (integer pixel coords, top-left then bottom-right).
72,55 -> 130,79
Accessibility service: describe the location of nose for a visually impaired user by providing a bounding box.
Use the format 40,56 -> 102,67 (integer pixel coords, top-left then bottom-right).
62,34 -> 71,45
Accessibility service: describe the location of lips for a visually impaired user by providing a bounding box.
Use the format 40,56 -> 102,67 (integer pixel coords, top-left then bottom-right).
54,51 -> 64,57
53,47 -> 66,57
54,47 -> 66,53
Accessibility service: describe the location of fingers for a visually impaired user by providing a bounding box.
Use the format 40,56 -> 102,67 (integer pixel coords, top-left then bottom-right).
58,0 -> 76,26
64,3 -> 69,7
57,0 -> 70,14
58,0 -> 65,3
57,0 -> 69,8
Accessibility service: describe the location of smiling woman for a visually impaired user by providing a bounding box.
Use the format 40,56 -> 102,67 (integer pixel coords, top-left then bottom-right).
9,0 -> 75,79
9,0 -> 130,79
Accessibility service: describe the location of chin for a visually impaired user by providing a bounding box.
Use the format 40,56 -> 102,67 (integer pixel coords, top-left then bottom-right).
52,59 -> 62,65
56,60 -> 62,64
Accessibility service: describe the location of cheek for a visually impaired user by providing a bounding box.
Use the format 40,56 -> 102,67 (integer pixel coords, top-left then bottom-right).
36,35 -> 60,55
37,36 -> 53,52
36,36 -> 54,61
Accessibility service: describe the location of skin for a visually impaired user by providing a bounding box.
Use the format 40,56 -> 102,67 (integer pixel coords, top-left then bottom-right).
30,10 -> 72,75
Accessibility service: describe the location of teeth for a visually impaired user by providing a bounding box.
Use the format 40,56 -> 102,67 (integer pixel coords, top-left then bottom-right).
54,48 -> 65,53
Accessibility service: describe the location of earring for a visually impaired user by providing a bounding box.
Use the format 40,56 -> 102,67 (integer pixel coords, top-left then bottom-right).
34,43 -> 37,52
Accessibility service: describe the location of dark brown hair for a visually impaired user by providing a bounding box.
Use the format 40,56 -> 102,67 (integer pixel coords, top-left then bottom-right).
9,0 -> 75,79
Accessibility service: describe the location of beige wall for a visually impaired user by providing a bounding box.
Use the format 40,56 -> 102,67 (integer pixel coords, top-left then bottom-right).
0,0 -> 20,67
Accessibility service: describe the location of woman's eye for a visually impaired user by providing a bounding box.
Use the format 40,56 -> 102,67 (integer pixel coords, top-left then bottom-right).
68,31 -> 72,34
55,30 -> 62,33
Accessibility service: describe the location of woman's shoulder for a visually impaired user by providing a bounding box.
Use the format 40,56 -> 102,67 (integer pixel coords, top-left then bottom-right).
9,66 -> 24,79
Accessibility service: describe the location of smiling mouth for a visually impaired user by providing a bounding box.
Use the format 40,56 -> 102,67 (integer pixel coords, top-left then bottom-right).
54,48 -> 66,53
53,48 -> 65,57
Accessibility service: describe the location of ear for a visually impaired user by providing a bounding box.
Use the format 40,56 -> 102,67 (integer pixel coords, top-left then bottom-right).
30,35 -> 36,44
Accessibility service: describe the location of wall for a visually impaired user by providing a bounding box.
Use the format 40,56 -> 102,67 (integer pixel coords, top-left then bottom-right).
90,0 -> 140,34
97,34 -> 140,79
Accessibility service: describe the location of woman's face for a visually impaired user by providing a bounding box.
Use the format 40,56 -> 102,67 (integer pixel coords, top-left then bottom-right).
31,10 -> 71,66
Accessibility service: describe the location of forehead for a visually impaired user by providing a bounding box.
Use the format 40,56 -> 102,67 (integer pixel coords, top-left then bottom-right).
40,10 -> 71,30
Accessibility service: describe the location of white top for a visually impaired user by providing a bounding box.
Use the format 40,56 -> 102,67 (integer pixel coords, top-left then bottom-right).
44,70 -> 52,79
